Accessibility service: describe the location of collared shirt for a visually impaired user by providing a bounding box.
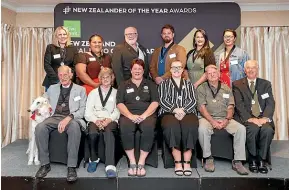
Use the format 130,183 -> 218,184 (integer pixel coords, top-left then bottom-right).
247,78 -> 257,86
116,78 -> 159,115
158,47 -> 167,76
197,82 -> 234,118
158,78 -> 197,116
136,43 -> 145,61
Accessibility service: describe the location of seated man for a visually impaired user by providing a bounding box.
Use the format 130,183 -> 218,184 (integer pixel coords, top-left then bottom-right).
232,60 -> 275,174
35,65 -> 87,182
197,65 -> 248,175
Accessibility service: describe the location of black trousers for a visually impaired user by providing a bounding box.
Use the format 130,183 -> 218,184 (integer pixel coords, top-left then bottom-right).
88,121 -> 118,166
119,115 -> 156,152
245,122 -> 274,161
161,113 -> 199,151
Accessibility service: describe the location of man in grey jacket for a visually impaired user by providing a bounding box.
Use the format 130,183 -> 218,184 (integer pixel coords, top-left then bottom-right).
35,65 -> 87,182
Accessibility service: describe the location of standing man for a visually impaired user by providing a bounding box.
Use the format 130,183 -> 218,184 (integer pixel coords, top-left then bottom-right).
150,24 -> 186,85
35,65 -> 87,182
112,26 -> 149,86
233,60 -> 275,174
197,65 -> 248,175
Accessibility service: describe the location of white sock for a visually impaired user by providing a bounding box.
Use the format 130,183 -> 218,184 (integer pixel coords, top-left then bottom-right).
89,158 -> 100,163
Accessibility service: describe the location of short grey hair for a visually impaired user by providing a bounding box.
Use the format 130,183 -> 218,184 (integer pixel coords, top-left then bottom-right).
205,64 -> 218,72
58,65 -> 72,73
244,60 -> 259,69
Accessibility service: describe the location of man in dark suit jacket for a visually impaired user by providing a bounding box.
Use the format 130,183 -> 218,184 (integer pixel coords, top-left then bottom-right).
111,26 -> 149,86
232,60 -> 275,174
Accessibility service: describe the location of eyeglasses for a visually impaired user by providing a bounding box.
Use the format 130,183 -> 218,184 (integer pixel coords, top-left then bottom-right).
125,33 -> 137,37
171,66 -> 183,70
224,35 -> 234,39
100,76 -> 111,80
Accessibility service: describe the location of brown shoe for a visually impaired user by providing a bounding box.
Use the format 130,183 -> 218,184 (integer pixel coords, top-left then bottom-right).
204,158 -> 215,172
232,160 -> 249,175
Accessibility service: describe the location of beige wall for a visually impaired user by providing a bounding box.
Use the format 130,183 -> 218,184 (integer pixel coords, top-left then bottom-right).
16,13 -> 54,27
1,7 -> 16,26
1,6 -> 289,27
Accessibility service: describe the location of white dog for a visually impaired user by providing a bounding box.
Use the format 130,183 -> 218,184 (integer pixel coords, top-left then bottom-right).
27,96 -> 52,165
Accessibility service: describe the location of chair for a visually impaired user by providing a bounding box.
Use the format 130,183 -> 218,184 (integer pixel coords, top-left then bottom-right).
48,129 -> 85,168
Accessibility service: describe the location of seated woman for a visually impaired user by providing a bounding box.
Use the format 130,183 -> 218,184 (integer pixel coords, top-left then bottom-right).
158,60 -> 199,176
116,58 -> 159,177
76,34 -> 112,95
42,26 -> 78,90
84,67 -> 120,178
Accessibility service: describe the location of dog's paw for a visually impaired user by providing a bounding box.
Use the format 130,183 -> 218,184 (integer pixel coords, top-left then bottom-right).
34,160 -> 40,165
28,161 -> 33,165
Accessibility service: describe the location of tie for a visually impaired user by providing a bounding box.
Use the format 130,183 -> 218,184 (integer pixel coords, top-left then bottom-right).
250,81 -> 260,117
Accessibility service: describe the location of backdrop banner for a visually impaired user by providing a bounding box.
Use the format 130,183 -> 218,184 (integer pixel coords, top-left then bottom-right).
54,3 -> 240,55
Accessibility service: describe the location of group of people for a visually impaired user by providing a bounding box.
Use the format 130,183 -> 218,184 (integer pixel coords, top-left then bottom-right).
34,24 -> 275,182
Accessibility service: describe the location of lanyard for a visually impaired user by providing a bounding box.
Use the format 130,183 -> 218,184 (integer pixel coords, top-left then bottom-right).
60,83 -> 73,102
91,51 -> 103,67
171,78 -> 184,97
161,42 -> 174,60
60,48 -> 66,63
207,81 -> 221,99
98,86 -> 113,108
224,45 -> 236,62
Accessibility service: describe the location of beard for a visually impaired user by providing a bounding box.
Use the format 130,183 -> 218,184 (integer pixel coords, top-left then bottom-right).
162,37 -> 172,43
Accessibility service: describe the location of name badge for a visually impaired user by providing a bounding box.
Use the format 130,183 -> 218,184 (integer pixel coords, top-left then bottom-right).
169,53 -> 176,59
89,57 -> 96,62
230,60 -> 238,65
261,93 -> 269,99
126,88 -> 134,93
74,96 -> 81,101
223,93 -> 230,99
53,54 -> 61,59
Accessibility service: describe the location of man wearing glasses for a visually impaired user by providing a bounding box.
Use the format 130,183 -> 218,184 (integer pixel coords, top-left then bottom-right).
150,24 -> 186,85
112,26 -> 149,86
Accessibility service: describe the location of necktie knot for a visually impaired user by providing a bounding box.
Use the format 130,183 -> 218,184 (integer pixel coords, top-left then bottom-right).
250,81 -> 255,92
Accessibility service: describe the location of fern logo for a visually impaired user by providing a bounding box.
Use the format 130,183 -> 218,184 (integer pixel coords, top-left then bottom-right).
63,20 -> 81,38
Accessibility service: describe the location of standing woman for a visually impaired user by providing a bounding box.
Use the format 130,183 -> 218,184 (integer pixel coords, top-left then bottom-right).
116,59 -> 159,177
42,26 -> 78,90
215,29 -> 250,87
159,60 -> 199,176
186,29 -> 215,88
75,34 -> 112,95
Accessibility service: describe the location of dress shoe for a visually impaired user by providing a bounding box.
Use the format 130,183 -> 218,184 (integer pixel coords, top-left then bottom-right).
67,167 -> 77,182
35,164 -> 51,178
249,161 -> 258,173
232,160 -> 249,175
258,161 -> 268,174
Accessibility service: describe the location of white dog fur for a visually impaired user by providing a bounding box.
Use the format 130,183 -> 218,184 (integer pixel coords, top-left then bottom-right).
27,96 -> 52,165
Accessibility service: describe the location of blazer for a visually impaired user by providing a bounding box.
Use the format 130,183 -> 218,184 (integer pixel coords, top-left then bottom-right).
150,44 -> 186,80
46,83 -> 87,130
42,44 -> 78,87
232,77 -> 275,127
111,42 -> 149,86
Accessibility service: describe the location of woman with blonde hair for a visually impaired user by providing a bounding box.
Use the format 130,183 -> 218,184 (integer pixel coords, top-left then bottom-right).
42,26 -> 78,90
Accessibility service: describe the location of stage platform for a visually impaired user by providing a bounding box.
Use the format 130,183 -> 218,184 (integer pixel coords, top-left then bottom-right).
2,140 -> 289,190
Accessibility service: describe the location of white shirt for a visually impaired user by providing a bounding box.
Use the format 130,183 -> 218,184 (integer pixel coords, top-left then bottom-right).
137,43 -> 145,61
85,87 -> 120,123
247,78 -> 262,112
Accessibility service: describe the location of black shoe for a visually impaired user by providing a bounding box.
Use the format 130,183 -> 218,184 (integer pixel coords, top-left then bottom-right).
67,167 -> 77,182
258,161 -> 268,174
35,164 -> 51,178
249,161 -> 258,173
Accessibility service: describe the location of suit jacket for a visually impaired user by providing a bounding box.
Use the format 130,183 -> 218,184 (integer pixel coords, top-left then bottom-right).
111,42 -> 149,86
42,44 -> 78,87
232,77 -> 275,127
150,44 -> 186,80
46,83 -> 87,130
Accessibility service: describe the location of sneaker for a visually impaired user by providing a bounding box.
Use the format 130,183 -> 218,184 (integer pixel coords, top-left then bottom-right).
232,160 -> 249,175
35,164 -> 51,178
105,165 -> 117,178
204,157 -> 215,172
67,167 -> 77,182
87,159 -> 99,173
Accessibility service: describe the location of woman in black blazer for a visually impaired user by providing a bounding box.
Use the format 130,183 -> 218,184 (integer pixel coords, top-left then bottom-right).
42,26 -> 78,90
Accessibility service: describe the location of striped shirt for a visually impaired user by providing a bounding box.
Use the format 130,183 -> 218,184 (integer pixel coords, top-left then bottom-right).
158,78 -> 197,116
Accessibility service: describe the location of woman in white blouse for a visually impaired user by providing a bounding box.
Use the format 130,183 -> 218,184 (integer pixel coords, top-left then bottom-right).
85,67 -> 120,178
